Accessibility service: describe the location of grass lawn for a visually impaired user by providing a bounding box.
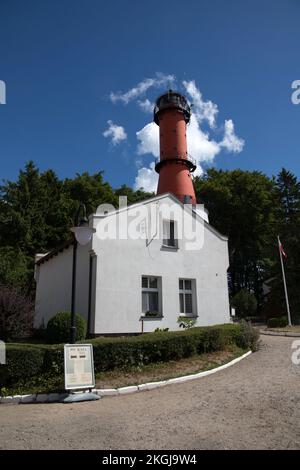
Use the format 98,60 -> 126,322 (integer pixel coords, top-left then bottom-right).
95,345 -> 245,389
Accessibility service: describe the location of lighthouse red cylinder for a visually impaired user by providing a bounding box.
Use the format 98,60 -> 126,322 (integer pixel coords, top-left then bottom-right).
154,91 -> 197,204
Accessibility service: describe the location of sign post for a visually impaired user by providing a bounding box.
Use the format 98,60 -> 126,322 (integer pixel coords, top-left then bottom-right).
63,344 -> 99,403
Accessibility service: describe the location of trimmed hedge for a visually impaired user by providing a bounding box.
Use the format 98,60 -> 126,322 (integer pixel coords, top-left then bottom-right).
267,316 -> 288,328
0,323 -> 258,391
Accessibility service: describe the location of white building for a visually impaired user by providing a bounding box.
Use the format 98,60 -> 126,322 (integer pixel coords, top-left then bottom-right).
34,193 -> 230,335
35,90 -> 231,335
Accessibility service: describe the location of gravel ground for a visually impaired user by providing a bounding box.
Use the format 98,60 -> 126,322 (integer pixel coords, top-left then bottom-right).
1,335 -> 300,450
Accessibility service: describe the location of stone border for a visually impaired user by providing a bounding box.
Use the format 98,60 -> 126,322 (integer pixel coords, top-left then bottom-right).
260,329 -> 300,337
0,350 -> 252,404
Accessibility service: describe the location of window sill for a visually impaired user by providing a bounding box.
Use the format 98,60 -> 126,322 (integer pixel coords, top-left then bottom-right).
161,244 -> 178,251
140,315 -> 164,320
178,314 -> 198,319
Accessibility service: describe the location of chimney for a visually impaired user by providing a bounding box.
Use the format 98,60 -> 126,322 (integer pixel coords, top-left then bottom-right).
154,90 -> 197,204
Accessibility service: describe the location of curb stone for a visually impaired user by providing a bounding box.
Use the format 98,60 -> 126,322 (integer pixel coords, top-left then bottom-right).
21,394 -> 36,404
1,396 -> 13,404
36,394 -> 48,403
138,381 -> 167,391
0,350 -> 252,405
48,393 -> 63,402
12,395 -> 22,404
118,386 -> 139,395
260,330 -> 300,337
95,388 -> 119,397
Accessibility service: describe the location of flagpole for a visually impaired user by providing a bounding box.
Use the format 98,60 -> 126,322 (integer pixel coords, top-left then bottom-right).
277,235 -> 292,326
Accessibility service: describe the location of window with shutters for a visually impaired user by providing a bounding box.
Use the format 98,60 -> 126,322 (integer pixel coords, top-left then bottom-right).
179,279 -> 196,316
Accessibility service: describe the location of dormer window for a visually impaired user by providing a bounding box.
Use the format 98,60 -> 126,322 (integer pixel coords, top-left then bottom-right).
162,220 -> 177,248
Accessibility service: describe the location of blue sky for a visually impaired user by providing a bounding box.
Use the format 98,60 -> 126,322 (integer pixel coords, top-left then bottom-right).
0,0 -> 299,190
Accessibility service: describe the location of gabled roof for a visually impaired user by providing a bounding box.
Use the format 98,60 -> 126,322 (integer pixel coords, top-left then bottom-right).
36,192 -> 228,266
93,192 -> 182,217
35,239 -> 74,266
94,191 -> 228,241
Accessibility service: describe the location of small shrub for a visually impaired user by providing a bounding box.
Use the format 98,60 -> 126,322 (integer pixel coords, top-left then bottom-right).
177,316 -> 197,329
154,328 -> 169,332
267,316 -> 288,328
235,320 -> 260,351
231,289 -> 257,318
203,327 -> 226,352
0,286 -> 34,340
46,311 -> 87,344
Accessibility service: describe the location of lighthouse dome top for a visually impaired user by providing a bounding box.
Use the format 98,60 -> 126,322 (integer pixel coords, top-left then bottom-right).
154,89 -> 191,125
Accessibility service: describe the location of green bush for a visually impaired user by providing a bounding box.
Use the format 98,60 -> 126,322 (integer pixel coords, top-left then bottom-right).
177,316 -> 197,329
46,311 -> 87,344
0,343 -> 64,389
231,289 -> 257,318
235,320 -> 260,351
0,323 -> 259,392
267,316 -> 288,328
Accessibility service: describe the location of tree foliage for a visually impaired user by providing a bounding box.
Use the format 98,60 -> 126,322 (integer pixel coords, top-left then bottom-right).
0,286 -> 34,340
194,169 -> 276,303
231,289 -> 257,318
194,167 -> 300,321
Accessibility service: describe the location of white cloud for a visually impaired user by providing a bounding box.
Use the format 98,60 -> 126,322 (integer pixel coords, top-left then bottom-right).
136,122 -> 159,157
108,76 -> 244,188
110,73 -> 175,105
187,114 -> 221,163
134,161 -> 158,192
183,80 -> 218,128
220,119 -> 244,153
102,120 -> 127,145
138,98 -> 154,114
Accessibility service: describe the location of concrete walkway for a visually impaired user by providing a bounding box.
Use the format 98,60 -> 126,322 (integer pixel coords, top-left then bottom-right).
1,335 -> 300,450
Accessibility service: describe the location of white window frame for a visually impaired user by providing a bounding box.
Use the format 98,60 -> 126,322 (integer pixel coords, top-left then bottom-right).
162,219 -> 178,248
141,276 -> 162,316
179,279 -> 196,316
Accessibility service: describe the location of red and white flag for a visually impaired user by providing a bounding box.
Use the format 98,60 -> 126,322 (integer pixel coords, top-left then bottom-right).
278,237 -> 287,258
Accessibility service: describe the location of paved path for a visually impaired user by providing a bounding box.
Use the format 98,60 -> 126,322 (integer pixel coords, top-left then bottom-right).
1,335 -> 300,450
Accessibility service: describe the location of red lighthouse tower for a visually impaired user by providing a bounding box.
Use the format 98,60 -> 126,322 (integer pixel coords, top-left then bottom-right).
154,90 -> 197,204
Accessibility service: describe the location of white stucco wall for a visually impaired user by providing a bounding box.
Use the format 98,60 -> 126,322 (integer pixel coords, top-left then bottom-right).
34,194 -> 230,334
91,195 -> 230,334
34,242 -> 91,328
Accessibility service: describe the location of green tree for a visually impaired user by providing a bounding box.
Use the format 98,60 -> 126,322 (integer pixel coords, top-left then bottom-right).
63,171 -> 117,215
231,289 -> 257,318
115,184 -> 154,205
0,162 -> 70,256
194,169 -> 277,305
0,247 -> 31,291
264,169 -> 300,322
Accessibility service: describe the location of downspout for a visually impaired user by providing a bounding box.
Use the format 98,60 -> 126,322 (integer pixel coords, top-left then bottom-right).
87,254 -> 93,337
